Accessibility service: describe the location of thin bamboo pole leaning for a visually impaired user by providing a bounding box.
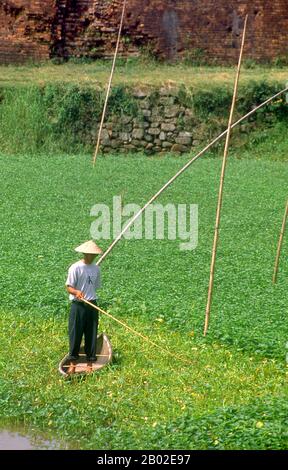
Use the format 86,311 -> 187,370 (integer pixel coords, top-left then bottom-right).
92,0 -> 127,167
82,298 -> 192,365
204,16 -> 248,336
96,84 -> 288,268
272,200 -> 288,284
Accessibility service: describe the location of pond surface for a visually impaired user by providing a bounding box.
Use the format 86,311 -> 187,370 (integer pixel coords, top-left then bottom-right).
0,428 -> 64,450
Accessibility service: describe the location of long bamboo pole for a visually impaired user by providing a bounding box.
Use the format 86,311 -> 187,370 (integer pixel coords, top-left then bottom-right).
92,0 -> 127,167
82,298 -> 192,365
96,70 -> 288,267
204,16 -> 248,336
272,200 -> 288,284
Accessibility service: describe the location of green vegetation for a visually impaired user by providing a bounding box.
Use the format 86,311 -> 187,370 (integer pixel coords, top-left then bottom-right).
1,60 -> 288,88
0,144 -> 287,448
0,62 -> 287,448
0,79 -> 287,155
152,396 -> 288,450
0,83 -> 141,155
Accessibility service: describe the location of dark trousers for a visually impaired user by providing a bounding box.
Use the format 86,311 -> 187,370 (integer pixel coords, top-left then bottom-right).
68,300 -> 99,362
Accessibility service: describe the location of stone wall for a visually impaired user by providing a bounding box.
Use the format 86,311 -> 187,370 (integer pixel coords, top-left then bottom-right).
1,1 -> 288,64
99,88 -> 198,155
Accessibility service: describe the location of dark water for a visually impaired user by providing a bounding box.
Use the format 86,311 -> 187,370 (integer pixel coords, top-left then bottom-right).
0,428 -> 63,450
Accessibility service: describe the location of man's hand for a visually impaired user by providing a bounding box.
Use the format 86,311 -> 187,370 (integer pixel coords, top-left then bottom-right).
75,290 -> 84,300
66,285 -> 85,300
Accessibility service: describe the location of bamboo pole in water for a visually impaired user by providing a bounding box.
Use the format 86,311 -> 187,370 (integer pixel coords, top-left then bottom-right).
92,0 -> 127,167
273,200 -> 288,284
204,15 -> 248,336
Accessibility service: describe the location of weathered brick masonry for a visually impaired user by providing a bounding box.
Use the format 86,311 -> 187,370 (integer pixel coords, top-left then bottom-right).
0,0 -> 288,63
0,1 -> 55,63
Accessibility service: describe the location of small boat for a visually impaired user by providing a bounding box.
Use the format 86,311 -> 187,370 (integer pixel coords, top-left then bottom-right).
59,333 -> 113,377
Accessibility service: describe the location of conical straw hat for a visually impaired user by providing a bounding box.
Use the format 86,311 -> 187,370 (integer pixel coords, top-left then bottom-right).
75,240 -> 103,255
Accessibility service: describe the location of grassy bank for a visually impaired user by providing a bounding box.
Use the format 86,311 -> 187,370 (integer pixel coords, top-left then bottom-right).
1,60 -> 288,89
0,78 -> 287,156
0,148 -> 287,449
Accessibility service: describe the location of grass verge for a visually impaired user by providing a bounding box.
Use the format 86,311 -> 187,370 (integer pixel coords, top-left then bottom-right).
1,60 -> 288,89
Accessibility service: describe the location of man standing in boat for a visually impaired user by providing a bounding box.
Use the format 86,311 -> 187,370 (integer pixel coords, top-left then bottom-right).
65,240 -> 103,375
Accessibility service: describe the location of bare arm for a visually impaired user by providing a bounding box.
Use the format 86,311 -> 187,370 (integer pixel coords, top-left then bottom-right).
66,285 -> 84,300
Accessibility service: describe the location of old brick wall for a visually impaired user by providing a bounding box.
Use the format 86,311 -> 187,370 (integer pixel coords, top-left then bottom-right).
0,1 -> 55,63
0,0 -> 288,64
50,0 -> 137,58
135,0 -> 288,62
